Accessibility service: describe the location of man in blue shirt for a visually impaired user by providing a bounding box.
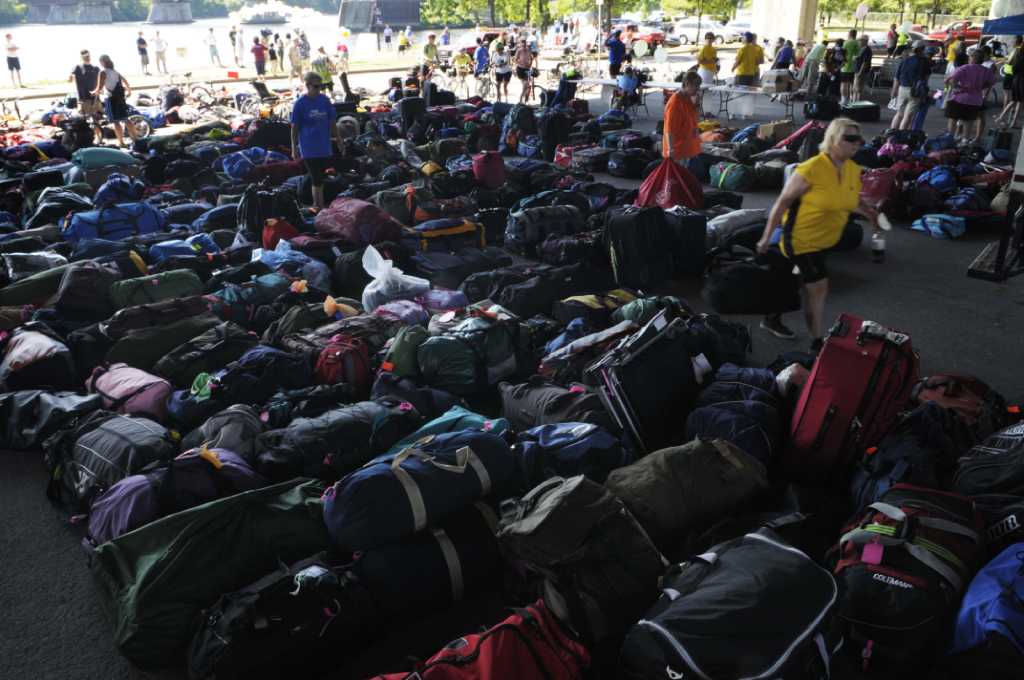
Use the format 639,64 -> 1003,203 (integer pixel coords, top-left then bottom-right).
772,39 -> 795,70
606,29 -> 626,77
889,41 -> 930,130
473,38 -> 490,77
290,71 -> 339,210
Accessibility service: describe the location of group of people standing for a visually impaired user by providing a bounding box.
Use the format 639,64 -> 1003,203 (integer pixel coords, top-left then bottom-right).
134,31 -> 169,76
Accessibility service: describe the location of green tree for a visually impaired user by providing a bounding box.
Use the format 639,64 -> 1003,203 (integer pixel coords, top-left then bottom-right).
0,2 -> 26,26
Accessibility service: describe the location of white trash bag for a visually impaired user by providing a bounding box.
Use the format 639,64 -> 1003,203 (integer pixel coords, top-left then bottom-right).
361,244 -> 429,312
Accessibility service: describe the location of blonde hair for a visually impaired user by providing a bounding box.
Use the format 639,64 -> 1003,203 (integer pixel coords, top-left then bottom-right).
820,117 -> 861,154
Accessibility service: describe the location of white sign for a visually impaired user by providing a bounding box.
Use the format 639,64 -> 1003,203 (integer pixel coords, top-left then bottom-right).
855,2 -> 869,20
596,0 -> 603,5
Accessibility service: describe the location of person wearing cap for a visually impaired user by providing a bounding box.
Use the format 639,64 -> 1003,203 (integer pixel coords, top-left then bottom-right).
69,50 -> 103,144
853,34 -> 872,102
889,41 -> 931,130
606,29 -> 626,77
290,72 -> 339,211
732,32 -> 763,86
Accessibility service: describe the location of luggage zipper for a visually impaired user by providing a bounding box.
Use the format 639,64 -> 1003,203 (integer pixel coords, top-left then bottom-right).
811,405 -> 837,450
636,619 -> 710,680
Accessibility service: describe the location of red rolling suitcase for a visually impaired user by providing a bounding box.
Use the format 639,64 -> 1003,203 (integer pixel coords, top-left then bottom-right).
785,313 -> 918,485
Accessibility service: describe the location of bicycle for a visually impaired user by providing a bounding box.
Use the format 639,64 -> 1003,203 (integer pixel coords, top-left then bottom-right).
475,66 -> 495,99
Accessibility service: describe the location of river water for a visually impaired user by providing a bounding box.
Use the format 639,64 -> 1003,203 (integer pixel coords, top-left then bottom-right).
7,16 -> 461,86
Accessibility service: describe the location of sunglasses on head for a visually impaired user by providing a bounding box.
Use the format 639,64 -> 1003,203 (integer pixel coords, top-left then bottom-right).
842,134 -> 864,144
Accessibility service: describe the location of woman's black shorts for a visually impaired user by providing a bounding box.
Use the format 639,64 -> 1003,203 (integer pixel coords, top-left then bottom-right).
305,156 -> 330,186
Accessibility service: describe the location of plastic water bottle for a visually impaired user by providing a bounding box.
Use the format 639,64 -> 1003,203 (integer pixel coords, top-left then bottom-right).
871,233 -> 886,263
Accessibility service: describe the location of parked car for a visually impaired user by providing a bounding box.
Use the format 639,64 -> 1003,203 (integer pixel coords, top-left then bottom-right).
927,20 -> 982,44
722,18 -> 751,43
614,23 -> 667,49
674,18 -> 726,45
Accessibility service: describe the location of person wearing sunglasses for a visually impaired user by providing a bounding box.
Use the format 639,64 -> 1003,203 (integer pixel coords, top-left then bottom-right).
756,118 -> 878,353
290,72 -> 339,211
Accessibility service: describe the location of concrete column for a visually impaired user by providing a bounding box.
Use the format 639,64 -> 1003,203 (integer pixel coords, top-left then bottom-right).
752,0 -> 819,45
338,0 -> 373,30
26,4 -> 51,23
47,2 -> 80,23
148,1 -> 194,23
991,0 -> 1024,19
77,2 -> 112,22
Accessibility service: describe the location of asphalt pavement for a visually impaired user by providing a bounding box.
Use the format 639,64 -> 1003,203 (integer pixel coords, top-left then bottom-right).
1,70 -> 1023,680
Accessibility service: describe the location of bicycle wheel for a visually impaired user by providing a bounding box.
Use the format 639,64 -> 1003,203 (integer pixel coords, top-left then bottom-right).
126,115 -> 151,141
190,85 -> 215,107
477,76 -> 493,99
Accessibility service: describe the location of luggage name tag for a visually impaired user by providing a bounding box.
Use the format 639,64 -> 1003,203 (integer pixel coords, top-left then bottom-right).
198,443 -> 223,469
861,542 -> 884,565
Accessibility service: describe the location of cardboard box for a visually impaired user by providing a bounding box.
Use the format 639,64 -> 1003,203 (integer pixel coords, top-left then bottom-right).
761,69 -> 797,93
757,119 -> 796,143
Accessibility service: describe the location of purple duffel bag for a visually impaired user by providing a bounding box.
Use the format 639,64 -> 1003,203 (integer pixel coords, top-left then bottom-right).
84,447 -> 266,549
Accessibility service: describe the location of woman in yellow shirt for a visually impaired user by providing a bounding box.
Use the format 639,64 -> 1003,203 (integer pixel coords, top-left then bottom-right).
755,118 -> 878,351
697,31 -> 718,85
732,32 -> 763,86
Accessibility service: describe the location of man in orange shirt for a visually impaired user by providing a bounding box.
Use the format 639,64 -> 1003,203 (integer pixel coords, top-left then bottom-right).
662,72 -> 702,161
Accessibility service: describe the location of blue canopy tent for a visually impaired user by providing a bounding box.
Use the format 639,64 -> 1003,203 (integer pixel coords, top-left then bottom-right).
983,14 -> 1024,35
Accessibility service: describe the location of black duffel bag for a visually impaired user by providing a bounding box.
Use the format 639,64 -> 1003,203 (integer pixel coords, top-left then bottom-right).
701,245 -> 801,315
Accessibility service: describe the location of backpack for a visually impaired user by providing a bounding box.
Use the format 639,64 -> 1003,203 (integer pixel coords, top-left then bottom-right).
498,475 -> 666,643
313,333 -> 372,396
380,324 -> 428,380
86,363 -> 174,422
831,484 -> 985,670
912,373 -> 1009,441
93,173 -> 145,208
180,404 -> 264,463
945,187 -> 990,212
514,422 -> 632,487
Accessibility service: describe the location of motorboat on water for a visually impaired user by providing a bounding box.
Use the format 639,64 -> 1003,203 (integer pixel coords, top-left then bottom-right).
234,0 -> 290,25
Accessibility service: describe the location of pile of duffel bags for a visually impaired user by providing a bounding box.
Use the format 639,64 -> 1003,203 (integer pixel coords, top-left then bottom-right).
0,90 -> 1023,680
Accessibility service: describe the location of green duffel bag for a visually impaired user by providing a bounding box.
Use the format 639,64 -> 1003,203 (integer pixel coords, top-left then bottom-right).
106,313 -> 221,371
710,162 -> 755,192
71,146 -> 139,170
90,479 -> 330,670
260,302 -> 332,348
108,268 -> 204,310
381,324 -> 428,379
0,263 -> 69,306
153,321 -> 259,388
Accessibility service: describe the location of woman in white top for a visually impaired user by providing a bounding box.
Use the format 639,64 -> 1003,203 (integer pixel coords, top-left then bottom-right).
92,54 -> 132,147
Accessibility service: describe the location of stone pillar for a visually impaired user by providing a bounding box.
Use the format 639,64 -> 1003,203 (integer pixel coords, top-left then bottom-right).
26,3 -> 51,23
47,1 -> 80,23
148,1 -> 194,23
338,0 -> 374,30
752,0 -> 819,46
77,2 -> 112,23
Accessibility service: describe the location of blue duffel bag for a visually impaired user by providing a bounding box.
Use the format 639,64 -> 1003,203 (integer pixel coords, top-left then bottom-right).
323,429 -> 518,551
61,202 -> 167,244
350,503 -> 501,617
384,404 -> 509,457
712,364 -> 779,394
191,204 -> 237,233
685,399 -> 782,466
515,422 -> 632,486
94,173 -> 145,208
951,541 -> 1024,659
163,202 -> 213,226
148,233 -> 221,264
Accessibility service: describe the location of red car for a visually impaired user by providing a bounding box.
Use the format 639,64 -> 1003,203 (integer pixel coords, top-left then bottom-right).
927,20 -> 981,44
616,24 -> 666,49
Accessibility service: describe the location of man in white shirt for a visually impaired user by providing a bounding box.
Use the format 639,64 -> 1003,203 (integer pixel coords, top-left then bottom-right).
205,28 -> 224,67
4,33 -> 23,88
153,31 -> 168,75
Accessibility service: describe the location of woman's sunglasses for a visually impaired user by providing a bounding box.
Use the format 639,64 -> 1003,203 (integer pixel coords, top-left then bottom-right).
842,134 -> 864,144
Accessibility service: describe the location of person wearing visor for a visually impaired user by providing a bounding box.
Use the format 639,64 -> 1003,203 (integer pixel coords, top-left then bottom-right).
290,72 -> 339,211
756,118 -> 878,352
